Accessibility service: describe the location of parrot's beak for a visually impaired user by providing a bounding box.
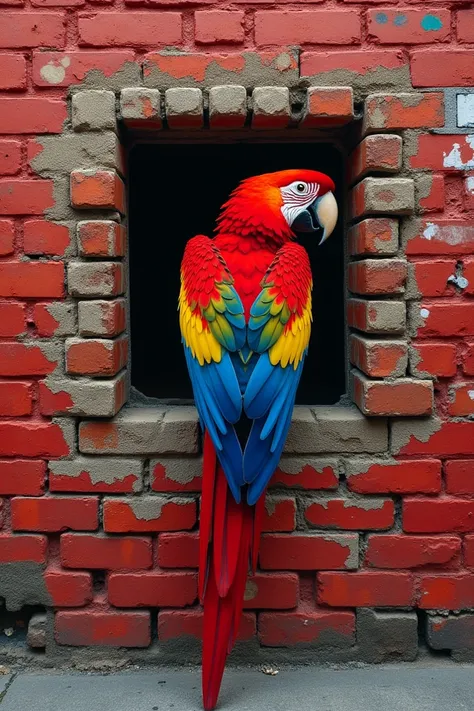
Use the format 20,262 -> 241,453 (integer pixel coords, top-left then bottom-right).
291,191 -> 338,244
310,191 -> 338,245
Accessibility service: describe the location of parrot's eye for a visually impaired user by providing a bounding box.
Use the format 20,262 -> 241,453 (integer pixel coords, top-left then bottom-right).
296,183 -> 305,192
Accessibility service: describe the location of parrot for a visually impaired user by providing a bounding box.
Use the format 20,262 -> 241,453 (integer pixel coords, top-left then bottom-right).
178,169 -> 338,710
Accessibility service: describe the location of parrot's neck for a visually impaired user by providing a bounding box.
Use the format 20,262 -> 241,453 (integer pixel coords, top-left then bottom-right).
216,197 -> 294,246
214,232 -> 280,254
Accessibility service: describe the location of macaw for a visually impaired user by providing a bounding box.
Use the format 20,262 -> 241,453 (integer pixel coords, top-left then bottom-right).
178,169 -> 338,710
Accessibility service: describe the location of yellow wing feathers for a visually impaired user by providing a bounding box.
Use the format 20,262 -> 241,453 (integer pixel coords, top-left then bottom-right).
268,289 -> 312,370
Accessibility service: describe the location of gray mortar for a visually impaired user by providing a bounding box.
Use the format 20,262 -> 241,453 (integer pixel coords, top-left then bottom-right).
390,417 -> 443,454
434,87 -> 474,135
42,373 -> 125,417
120,88 -> 161,122
49,457 -> 143,491
265,494 -> 293,520
122,496 -> 193,521
252,87 -> 290,118
67,262 -> 124,299
427,614 -> 474,652
405,262 -> 421,301
354,299 -> 406,334
408,345 -> 437,381
318,533 -> 359,570
357,609 -> 418,663
43,302 -> 77,337
402,130 -> 422,169
0,562 -> 51,611
143,50 -> 299,90
276,456 -> 339,485
301,65 -> 412,103
165,88 -> 203,119
209,85 -> 247,121
77,299 -> 125,337
307,494 -> 389,513
44,177 -> 77,221
363,93 -> 428,133
407,302 -> 428,337
30,133 -> 120,176
150,457 -> 202,485
415,174 -> 434,211
69,62 -> 142,92
283,406 -> 388,454
72,91 -> 117,132
52,417 -> 77,459
15,341 -> 63,378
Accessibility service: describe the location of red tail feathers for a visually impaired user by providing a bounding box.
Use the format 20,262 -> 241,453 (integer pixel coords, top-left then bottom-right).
200,433 -> 264,711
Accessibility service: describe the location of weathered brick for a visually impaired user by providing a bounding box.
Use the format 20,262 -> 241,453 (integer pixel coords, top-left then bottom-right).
411,49 -> 474,87
0,342 -> 58,377
61,532 -> 152,569
305,497 -> 394,531
67,262 -> 124,298
108,571 -> 197,607
45,569 -> 92,607
259,533 -> 358,571
348,218 -> 398,257
351,177 -> 415,219
103,496 -> 197,533
66,336 -> 127,376
350,334 -> 407,378
255,10 -> 361,46
39,373 -> 126,418
392,419 -> 474,457
243,573 -> 299,609
445,460 -> 474,495
416,174 -> 445,213
0,12 -> 65,48
403,497 -> 474,533
0,420 -> 72,458
349,135 -> 402,183
409,259 -> 455,298
165,88 -> 203,129
259,609 -> 355,648
346,459 -> 441,495
0,261 -> 64,298
78,299 -> 126,337
72,90 -> 116,131
151,458 -> 202,493
367,9 -> 450,45
0,180 -> 55,215
158,609 -> 255,643
410,302 -> 474,338
252,87 -> 290,129
349,259 -> 407,295
365,534 -> 461,569
300,49 -> 408,82
55,610 -> 150,647
271,457 -> 339,490
78,11 -> 182,47
0,460 -> 46,496
263,496 -> 296,532
348,299 -> 406,335
12,496 -> 98,532
49,457 -> 143,493
70,170 -> 125,213
120,88 -> 161,126
449,382 -> 474,417
463,342 -> 474,377
404,219 -> 474,255
356,609 -> 418,663
427,614 -> 474,652
302,87 -> 353,127
419,574 -> 474,609
195,11 -> 244,44
27,613 -> 46,649
23,220 -> 71,257
352,372 -> 433,416
32,302 -> 76,338
318,571 -> 415,607
32,51 -> 138,88
208,85 -> 247,129
364,93 -> 444,131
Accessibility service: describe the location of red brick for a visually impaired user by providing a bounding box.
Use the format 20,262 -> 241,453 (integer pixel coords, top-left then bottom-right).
317,571 -> 414,607
0,221 -> 15,256
45,569 -> 92,607
0,303 -> 25,337
61,533 -> 152,570
271,460 -> 338,490
49,469 -> 141,495
0,181 -> 55,215
158,609 -> 255,642
0,421 -> 70,458
348,259 -> 407,295
195,11 -> 244,44
151,461 -> 202,493
259,609 -> 355,647
464,176 -> 474,211
398,422 -> 474,457
403,497 -> 474,533
302,87 -> 353,127
0,381 -> 33,416
78,12 -> 182,46
347,299 -> 405,335
365,534 -> 461,569
365,93 -> 444,130
255,11 -> 361,46
349,135 -> 401,183
263,497 -> 296,532
32,50 -> 135,87
449,382 -> 474,417
419,175 -> 445,213
350,335 -> 407,378
12,497 -> 98,533
71,171 -> 125,213
0,262 -> 64,298
414,303 -> 474,338
0,534 -> 46,563
0,141 -> 21,176
412,259 -> 455,297
445,460 -> 474,495
0,13 -> 65,48
0,343 -> 57,376
413,137 -> 474,174
419,574 -> 474,609
108,571 -> 197,607
411,50 -> 474,87
348,460 -> 441,495
66,337 -> 127,377
305,498 -> 394,531
243,573 -> 298,609
23,221 -> 70,257
348,218 -> 398,256
103,498 -> 196,533
157,532 -> 198,568
353,373 -> 433,416
463,259 -> 474,295
55,610 -> 150,647
464,535 -> 474,566
406,219 -> 474,254
412,342 -> 457,378
0,460 -> 45,496
458,9 -> 474,42
463,341 -> 474,376
31,303 -> 66,338
0,54 -> 26,89
259,533 -> 357,571
300,50 -> 407,77
77,221 -> 125,257
368,10 -> 450,44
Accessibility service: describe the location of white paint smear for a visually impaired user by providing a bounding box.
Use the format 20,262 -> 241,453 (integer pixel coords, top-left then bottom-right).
443,135 -> 474,170
420,308 -> 430,319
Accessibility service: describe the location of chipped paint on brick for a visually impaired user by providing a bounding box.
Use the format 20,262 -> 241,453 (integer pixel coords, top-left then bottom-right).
390,417 -> 443,454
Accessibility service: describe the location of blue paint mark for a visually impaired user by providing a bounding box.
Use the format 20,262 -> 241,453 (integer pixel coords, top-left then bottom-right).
375,12 -> 388,24
394,14 -> 408,27
421,14 -> 443,31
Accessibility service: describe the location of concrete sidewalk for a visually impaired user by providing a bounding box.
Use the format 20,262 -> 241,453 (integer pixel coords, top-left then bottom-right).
0,664 -> 472,711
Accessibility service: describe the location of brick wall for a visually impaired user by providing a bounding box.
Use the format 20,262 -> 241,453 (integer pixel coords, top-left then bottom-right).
1,0 -> 474,664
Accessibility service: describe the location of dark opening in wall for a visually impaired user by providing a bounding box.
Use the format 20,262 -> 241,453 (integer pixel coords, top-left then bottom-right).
128,140 -> 345,405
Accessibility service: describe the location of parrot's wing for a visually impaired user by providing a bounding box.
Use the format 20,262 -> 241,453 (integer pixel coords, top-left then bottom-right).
179,235 -> 246,501
243,242 -> 312,505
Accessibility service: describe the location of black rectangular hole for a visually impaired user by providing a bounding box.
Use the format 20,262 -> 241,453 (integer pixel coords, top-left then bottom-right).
128,140 -> 345,405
